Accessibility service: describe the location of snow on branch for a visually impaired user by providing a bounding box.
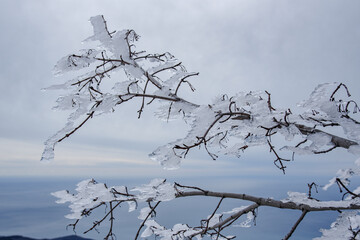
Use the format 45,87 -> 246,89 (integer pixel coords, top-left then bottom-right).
43,15 -> 360,172
44,16 -> 360,239
41,15 -> 199,163
53,178 -> 360,239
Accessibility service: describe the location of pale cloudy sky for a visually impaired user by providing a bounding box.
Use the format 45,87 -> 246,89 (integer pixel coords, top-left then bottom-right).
1,0 -> 360,178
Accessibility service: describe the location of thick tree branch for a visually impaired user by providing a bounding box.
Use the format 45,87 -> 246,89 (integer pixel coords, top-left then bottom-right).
176,190 -> 360,212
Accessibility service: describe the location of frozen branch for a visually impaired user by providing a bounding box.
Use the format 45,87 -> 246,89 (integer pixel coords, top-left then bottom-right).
53,178 -> 360,239
135,201 -> 161,240
45,15 -> 360,239
176,190 -> 360,212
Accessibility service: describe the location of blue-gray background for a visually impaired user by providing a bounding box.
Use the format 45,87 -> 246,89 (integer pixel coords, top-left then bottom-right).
1,0 -> 360,239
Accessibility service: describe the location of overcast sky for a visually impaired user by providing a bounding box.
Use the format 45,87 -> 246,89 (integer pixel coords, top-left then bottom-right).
1,0 -> 360,179
1,0 -> 360,239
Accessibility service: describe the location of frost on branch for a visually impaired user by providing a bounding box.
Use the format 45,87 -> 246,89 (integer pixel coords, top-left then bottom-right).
52,179 -> 261,239
53,49 -> 100,75
54,178 -> 360,239
314,211 -> 360,240
51,179 -> 136,220
43,15 -> 359,172
52,178 -> 175,220
151,83 -> 360,170
282,191 -> 360,210
45,16 -> 360,239
41,15 -> 199,162
132,178 -> 176,202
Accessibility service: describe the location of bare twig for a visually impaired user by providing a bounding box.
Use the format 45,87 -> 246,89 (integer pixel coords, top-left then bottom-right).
292,139 -> 308,161
267,140 -> 290,174
134,201 -> 161,240
84,201 -> 122,234
308,182 -> 318,200
265,90 -> 276,112
104,202 -> 116,240
137,77 -> 150,118
66,219 -> 80,233
282,210 -> 308,240
336,178 -> 360,200
314,145 -> 337,154
58,110 -> 95,143
174,72 -> 199,95
349,226 -> 360,240
330,83 -> 351,101
173,110 -> 251,159
151,62 -> 182,76
201,197 -> 225,234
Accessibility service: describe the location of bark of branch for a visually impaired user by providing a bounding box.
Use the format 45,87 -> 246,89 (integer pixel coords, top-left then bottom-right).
213,204 -> 258,230
176,190 -> 360,212
190,203 -> 259,238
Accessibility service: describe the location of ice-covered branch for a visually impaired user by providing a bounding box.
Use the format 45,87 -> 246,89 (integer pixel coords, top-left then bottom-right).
43,16 -> 360,174
176,189 -> 360,212
53,178 -> 360,239
42,15 -> 200,161
44,15 -> 360,239
135,201 -> 161,240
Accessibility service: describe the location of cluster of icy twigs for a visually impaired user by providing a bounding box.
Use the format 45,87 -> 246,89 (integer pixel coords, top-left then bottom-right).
44,15 -> 360,239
